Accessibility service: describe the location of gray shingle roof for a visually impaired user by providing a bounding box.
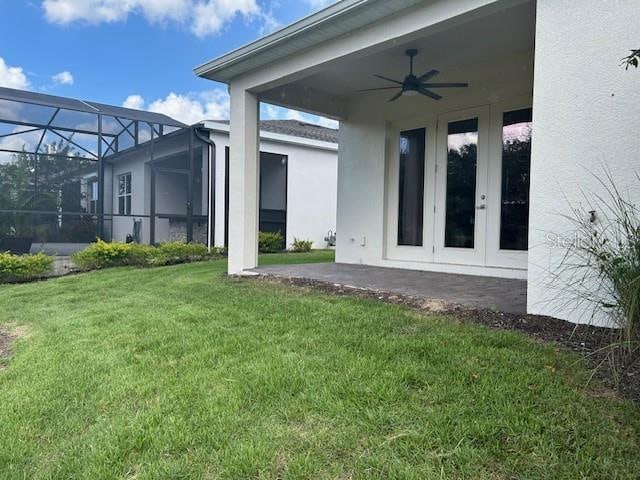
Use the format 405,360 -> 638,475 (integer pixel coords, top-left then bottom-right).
259,120 -> 338,143
214,119 -> 338,144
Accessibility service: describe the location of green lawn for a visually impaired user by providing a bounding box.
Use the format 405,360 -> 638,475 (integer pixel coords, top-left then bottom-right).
0,252 -> 638,479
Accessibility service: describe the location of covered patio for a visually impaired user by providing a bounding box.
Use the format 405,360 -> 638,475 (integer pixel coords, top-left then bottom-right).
196,0 -> 639,324
253,262 -> 527,313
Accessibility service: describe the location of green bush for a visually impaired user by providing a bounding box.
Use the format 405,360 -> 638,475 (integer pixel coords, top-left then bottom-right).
72,240 -> 133,270
258,231 -> 284,253
157,242 -> 209,264
72,240 -> 216,271
0,252 -> 53,283
291,238 -> 313,253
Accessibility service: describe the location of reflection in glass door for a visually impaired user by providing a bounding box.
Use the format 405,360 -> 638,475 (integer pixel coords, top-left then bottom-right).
444,118 -> 479,249
500,108 -> 532,251
434,107 -> 489,266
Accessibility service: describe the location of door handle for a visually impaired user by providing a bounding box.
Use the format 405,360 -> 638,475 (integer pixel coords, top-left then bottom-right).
476,204 -> 486,210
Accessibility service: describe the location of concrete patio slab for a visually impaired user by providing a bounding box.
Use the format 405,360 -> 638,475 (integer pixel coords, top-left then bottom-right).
252,263 -> 527,314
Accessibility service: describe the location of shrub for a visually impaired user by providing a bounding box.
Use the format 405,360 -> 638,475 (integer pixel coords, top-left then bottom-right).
72,240 -> 216,270
557,169 -> 640,386
291,238 -> 313,253
72,240 -> 133,270
157,242 -> 209,264
258,231 -> 284,253
0,252 -> 53,283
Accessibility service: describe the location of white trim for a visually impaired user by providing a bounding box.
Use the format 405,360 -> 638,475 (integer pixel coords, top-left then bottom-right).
194,0 -> 419,80
485,96 -> 532,269
434,106 -> 490,266
203,121 -> 338,152
385,116 -> 437,263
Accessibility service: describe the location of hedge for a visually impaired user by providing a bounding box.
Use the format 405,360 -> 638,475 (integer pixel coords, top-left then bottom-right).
0,252 -> 54,283
72,240 -> 218,271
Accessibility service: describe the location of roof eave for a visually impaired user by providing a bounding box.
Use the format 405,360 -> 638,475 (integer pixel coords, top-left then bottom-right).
193,0 -> 372,82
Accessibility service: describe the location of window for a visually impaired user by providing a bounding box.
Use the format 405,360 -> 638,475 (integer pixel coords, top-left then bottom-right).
118,173 -> 132,215
397,128 -> 426,246
444,118 -> 478,249
500,108 -> 532,251
88,180 -> 98,214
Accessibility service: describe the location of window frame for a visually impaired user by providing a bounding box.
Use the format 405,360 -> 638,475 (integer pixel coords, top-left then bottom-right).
397,128 -> 426,247
484,97 -> 532,270
88,179 -> 98,214
117,172 -> 132,216
385,116 -> 437,263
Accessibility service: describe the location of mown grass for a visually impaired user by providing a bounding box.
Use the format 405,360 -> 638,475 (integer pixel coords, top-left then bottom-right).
0,251 -> 638,479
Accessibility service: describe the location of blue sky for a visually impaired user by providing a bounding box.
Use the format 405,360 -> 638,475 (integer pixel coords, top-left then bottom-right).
0,0 -> 337,127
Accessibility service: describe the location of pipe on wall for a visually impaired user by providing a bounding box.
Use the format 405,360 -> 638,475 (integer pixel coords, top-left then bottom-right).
194,127 -> 216,251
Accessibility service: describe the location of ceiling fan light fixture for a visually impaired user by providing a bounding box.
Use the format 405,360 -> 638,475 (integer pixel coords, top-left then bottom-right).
358,49 -> 469,102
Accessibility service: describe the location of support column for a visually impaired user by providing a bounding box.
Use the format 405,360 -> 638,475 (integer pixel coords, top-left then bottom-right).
228,84 -> 259,274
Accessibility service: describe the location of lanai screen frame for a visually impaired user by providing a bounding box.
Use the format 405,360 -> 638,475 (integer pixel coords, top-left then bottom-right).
0,86 -> 194,246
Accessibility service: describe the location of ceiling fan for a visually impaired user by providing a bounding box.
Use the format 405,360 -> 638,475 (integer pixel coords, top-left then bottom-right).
358,49 -> 469,102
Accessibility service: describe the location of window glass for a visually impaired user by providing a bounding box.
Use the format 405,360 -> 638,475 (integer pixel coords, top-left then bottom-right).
117,173 -> 132,215
397,128 -> 426,246
444,118 -> 478,248
500,108 -> 532,251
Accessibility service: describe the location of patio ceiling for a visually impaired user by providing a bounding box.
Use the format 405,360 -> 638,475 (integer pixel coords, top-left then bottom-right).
257,0 -> 535,118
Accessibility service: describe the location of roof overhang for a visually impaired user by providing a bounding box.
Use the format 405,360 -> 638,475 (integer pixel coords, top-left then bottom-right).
194,0 -> 421,84
203,121 -> 338,152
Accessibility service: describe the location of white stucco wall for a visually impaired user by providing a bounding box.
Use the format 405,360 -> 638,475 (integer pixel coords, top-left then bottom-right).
110,156 -> 150,243
527,0 -> 640,325
335,50 -> 534,278
210,128 -> 337,250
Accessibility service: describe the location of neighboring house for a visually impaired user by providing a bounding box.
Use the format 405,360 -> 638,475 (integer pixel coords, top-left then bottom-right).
195,0 -> 640,324
208,120 -> 337,250
108,119 -> 338,249
0,87 -> 338,254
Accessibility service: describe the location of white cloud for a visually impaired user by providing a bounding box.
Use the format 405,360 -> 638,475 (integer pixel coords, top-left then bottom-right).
52,70 -> 74,86
191,0 -> 260,37
122,94 -> 145,110
0,58 -> 30,90
304,0 -> 336,10
122,89 -> 230,124
43,0 -> 261,37
123,91 -> 337,129
0,127 -> 41,164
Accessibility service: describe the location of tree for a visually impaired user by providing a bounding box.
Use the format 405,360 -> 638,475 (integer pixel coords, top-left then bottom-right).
0,138 -> 96,240
621,49 -> 640,70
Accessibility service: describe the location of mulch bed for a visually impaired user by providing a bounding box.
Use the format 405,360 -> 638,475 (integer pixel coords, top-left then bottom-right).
247,273 -> 640,403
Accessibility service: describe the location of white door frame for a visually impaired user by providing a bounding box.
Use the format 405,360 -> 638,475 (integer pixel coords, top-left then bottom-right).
385,115 -> 437,263
384,98 -> 532,272
485,97 -> 532,270
434,106 -> 490,266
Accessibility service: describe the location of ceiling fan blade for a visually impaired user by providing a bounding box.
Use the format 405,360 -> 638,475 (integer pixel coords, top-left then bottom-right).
373,74 -> 404,86
357,86 -> 402,92
419,88 -> 442,100
418,69 -> 439,82
388,91 -> 404,102
421,82 -> 469,88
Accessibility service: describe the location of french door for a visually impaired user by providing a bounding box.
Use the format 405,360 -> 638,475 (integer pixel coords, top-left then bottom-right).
387,99 -> 532,271
434,106 -> 490,266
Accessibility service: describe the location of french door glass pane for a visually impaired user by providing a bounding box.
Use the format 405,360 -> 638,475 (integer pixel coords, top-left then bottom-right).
397,128 -> 426,246
500,108 -> 532,251
444,118 -> 478,248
